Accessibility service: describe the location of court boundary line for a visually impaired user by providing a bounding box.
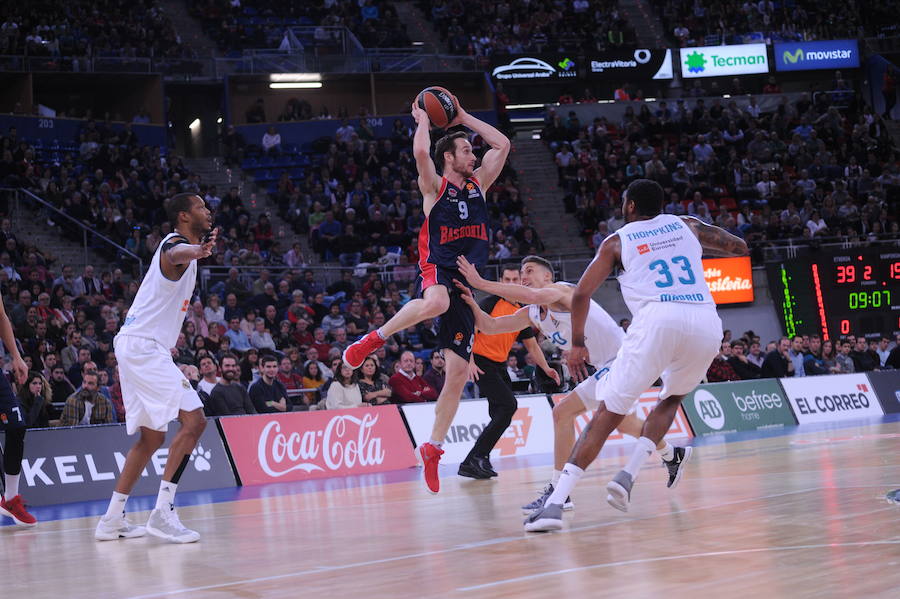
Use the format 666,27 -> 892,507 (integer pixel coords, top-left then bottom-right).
454,540 -> 900,592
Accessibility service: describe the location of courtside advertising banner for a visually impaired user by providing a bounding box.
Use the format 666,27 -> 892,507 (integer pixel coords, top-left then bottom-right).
680,379 -> 795,436
218,406 -> 416,486
702,257 -> 754,304
774,40 -> 860,72
401,395 -> 554,464
680,44 -> 769,78
552,387 -> 693,443
588,49 -> 674,80
0,420 -> 234,506
866,370 -> 900,414
779,374 -> 884,424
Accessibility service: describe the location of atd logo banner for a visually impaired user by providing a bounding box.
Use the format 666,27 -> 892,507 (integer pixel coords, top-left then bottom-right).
401,395 -> 553,464
681,44 -> 769,79
774,40 -> 860,72
779,374 -> 884,424
681,379 -> 795,436
552,387 -> 693,444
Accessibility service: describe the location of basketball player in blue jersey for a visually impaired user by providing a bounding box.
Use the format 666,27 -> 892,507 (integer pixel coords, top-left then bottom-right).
0,300 -> 34,527
343,94 -> 510,494
95,193 -> 217,543
455,254 -> 689,516
525,179 -> 747,531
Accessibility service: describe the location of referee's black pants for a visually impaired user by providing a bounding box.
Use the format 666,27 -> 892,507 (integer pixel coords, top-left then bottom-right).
465,354 -> 517,461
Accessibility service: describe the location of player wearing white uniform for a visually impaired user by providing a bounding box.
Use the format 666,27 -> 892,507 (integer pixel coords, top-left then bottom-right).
95,193 -> 217,544
525,179 -> 747,532
455,255 -> 688,515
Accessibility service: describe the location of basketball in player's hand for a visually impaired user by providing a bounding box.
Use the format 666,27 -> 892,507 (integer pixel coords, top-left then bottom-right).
417,86 -> 458,129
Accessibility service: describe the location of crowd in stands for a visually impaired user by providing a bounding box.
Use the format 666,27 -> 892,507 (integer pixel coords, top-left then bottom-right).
657,0 -> 894,47
544,90 -> 898,259
187,0 -> 410,52
706,330 -> 900,382
0,1 -> 189,58
418,0 -> 636,56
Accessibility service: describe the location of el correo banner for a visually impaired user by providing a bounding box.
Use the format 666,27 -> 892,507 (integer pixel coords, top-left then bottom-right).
0,420 -> 235,506
553,386 -> 693,442
680,379 -> 795,436
774,39 -> 860,72
489,55 -> 579,83
702,256 -> 754,304
401,395 -> 554,464
680,44 -> 769,78
779,374 -> 884,424
218,405 -> 416,486
588,49 -> 674,80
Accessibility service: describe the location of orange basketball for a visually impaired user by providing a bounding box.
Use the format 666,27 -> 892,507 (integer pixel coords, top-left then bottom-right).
417,86 -> 458,128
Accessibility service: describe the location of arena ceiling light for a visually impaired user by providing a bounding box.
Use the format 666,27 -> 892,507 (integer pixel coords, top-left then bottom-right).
269,82 -> 323,89
269,73 -> 322,82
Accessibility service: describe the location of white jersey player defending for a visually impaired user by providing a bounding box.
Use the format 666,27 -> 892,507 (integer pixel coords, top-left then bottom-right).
525,179 -> 747,532
455,255 -> 689,513
95,193 -> 217,543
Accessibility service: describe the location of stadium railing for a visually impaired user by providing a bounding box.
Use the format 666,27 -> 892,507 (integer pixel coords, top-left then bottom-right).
1,187 -> 144,275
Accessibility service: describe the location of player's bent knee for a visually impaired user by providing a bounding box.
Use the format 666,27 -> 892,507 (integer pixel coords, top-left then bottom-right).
423,295 -> 450,317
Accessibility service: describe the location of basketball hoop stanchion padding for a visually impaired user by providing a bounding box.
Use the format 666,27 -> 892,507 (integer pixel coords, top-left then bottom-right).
887,489 -> 900,504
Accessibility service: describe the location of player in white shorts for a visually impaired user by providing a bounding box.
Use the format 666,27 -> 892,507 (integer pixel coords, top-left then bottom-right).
456,254 -> 690,514
95,193 -> 217,544
525,178 -> 747,532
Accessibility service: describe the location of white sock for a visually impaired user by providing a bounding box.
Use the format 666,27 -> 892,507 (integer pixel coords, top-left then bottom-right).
623,437 -> 656,480
658,441 -> 675,462
155,480 -> 177,512
547,463 -> 583,505
4,473 -> 19,498
375,327 -> 386,340
551,469 -> 562,486
428,439 -> 443,448
104,491 -> 129,520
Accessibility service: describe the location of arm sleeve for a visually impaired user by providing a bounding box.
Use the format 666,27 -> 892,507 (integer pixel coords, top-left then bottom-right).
420,379 -> 438,402
207,388 -> 225,416
389,374 -> 416,403
248,382 -> 267,413
242,388 -> 258,414
516,326 -> 536,341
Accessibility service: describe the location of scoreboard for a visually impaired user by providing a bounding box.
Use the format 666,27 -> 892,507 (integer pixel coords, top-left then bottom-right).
766,249 -> 900,340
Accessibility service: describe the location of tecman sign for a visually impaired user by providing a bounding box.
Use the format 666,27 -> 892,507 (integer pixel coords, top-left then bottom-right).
774,40 -> 860,71
680,44 -> 769,78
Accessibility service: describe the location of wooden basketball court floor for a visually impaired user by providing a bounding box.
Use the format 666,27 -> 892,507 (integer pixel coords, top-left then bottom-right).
3,416 -> 900,599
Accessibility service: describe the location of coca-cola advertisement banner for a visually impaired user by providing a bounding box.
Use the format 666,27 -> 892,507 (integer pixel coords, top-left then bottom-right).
0,420 -> 235,506
218,406 -> 416,486
401,395 -> 554,464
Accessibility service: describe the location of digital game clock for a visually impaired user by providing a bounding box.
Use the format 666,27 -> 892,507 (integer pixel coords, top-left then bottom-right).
766,249 -> 900,341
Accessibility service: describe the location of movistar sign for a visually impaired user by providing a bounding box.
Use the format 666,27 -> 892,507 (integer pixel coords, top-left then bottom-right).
774,40 -> 860,71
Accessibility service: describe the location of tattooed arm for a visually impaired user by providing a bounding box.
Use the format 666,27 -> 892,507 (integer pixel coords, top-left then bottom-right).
681,216 -> 749,257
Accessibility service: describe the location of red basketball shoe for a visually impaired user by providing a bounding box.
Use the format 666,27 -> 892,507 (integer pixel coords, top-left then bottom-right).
0,495 -> 37,527
418,443 -> 444,494
342,330 -> 385,369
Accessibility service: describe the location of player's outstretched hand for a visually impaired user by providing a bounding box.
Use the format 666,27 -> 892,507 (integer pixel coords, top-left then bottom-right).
199,227 -> 218,259
542,365 -> 561,386
456,256 -> 484,288
453,279 -> 477,307
566,346 -> 591,383
10,355 -> 27,386
466,359 -> 484,382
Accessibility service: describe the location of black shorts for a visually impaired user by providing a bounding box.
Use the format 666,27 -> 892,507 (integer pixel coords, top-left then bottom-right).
0,374 -> 25,430
415,266 -> 475,361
